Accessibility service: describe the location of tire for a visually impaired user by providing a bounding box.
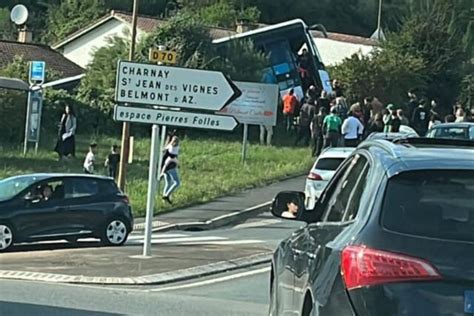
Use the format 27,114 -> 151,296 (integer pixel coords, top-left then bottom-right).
0,223 -> 14,252
269,278 -> 277,316
101,218 -> 129,246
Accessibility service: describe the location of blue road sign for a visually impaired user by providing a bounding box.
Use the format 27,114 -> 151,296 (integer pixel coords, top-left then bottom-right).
30,61 -> 45,83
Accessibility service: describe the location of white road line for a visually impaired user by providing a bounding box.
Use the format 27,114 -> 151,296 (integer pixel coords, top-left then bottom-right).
127,233 -> 188,240
180,240 -> 264,245
126,236 -> 227,245
233,219 -> 282,229
150,266 -> 271,292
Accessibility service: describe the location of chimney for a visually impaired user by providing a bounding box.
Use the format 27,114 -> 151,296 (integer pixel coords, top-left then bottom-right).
18,28 -> 33,43
236,19 -> 254,33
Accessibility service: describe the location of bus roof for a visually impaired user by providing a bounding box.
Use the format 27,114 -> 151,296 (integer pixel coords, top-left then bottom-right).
212,19 -> 308,44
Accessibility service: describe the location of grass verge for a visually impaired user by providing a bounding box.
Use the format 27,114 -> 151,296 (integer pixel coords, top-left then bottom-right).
0,135 -> 313,217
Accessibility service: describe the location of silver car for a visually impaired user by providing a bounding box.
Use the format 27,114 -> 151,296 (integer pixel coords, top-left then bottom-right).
304,147 -> 355,209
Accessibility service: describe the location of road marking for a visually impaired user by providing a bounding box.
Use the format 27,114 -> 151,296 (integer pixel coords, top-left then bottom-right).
233,219 -> 282,229
127,236 -> 227,245
127,233 -> 188,240
180,240 -> 264,246
150,266 -> 271,292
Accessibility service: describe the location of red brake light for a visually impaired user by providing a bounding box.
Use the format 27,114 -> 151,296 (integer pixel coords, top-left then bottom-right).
341,245 -> 441,290
308,172 -> 322,180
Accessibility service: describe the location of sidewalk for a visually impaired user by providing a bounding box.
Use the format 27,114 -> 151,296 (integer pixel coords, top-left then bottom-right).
134,175 -> 306,231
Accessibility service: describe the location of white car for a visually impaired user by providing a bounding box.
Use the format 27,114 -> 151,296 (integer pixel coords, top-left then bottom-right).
304,147 -> 355,209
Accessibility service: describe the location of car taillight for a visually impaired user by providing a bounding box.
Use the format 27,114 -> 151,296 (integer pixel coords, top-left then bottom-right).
308,172 -> 322,180
341,245 -> 441,290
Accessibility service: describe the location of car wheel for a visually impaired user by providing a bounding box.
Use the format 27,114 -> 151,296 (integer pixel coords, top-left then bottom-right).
101,218 -> 129,246
0,223 -> 14,252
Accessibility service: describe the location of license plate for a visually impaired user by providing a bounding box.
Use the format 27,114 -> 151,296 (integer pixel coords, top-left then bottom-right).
465,291 -> 474,313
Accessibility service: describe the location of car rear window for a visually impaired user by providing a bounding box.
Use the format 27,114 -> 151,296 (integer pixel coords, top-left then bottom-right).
432,127 -> 470,140
382,170 -> 474,242
315,158 -> 345,171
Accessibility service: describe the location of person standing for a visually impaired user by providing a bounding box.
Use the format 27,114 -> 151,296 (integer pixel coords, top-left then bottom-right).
160,136 -> 180,204
259,125 -> 273,146
411,100 -> 429,135
323,107 -> 342,148
317,90 -> 330,114
367,113 -> 385,134
295,97 -> 316,146
104,145 -> 120,180
311,107 -> 327,156
334,95 -> 349,122
397,109 -> 410,126
54,105 -> 77,160
282,89 -> 299,133
384,104 -> 402,133
83,143 -> 97,174
455,108 -> 467,122
406,89 -> 418,120
342,111 -> 364,147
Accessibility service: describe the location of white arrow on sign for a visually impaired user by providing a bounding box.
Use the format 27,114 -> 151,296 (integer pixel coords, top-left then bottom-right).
113,105 -> 238,131
115,61 -> 241,111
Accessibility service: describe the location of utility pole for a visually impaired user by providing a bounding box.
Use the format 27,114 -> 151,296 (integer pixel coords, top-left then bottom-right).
117,0 -> 139,191
377,0 -> 383,32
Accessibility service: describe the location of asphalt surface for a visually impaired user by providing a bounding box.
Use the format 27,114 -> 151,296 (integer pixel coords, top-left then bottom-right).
0,213 -> 302,316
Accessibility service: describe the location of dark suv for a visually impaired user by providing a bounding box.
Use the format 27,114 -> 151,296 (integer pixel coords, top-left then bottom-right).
0,173 -> 133,251
269,138 -> 474,316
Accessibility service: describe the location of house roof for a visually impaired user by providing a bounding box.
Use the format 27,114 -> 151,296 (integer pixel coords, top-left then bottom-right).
53,10 -> 237,49
311,30 -> 378,46
0,40 -> 84,78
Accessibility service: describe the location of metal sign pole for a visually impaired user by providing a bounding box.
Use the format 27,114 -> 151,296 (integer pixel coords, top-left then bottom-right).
34,88 -> 43,155
143,124 -> 160,257
241,123 -> 248,163
23,90 -> 32,156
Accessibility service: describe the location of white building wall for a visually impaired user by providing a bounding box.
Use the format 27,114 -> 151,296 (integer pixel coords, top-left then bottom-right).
313,38 -> 376,66
61,19 -> 145,68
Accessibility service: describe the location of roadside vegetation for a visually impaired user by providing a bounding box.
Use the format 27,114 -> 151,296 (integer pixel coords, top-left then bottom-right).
0,135 -> 313,217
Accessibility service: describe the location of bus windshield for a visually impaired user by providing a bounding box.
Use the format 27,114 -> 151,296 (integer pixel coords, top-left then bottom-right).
213,19 -> 331,101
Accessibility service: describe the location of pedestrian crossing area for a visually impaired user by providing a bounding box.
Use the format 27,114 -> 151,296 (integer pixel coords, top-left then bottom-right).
126,233 -> 264,246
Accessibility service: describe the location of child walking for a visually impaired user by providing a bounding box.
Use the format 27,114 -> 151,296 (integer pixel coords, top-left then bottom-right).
83,143 -> 97,174
160,136 -> 180,204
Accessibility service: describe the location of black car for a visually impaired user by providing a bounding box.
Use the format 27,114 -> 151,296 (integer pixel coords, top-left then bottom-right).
0,173 -> 133,251
269,138 -> 474,316
426,122 -> 474,140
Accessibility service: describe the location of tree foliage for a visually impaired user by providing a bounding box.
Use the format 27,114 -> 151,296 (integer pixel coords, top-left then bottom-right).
43,0 -> 106,44
192,0 -> 260,28
330,49 -> 426,106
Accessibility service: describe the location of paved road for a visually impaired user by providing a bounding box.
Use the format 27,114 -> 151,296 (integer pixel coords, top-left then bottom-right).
0,213 -> 301,316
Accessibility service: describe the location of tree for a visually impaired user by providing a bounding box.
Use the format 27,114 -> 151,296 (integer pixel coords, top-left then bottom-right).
383,0 -> 470,111
43,0 -> 106,44
330,49 -> 426,106
193,0 -> 260,29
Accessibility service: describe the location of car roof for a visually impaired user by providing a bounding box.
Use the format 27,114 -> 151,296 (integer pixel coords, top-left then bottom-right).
360,139 -> 474,177
2,173 -> 113,182
367,132 -> 418,140
318,147 -> 355,159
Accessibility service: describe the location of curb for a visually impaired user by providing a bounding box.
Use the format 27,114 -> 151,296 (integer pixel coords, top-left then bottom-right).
132,201 -> 272,233
0,252 -> 272,285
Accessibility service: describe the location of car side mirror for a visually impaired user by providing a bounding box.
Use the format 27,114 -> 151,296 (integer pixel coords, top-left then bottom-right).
271,191 -> 306,221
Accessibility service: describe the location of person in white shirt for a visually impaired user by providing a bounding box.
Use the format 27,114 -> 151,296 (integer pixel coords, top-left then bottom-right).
342,111 -> 364,147
83,143 -> 97,174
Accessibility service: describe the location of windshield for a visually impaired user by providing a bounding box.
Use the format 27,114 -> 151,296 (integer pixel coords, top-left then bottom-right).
382,170 -> 474,242
0,176 -> 39,202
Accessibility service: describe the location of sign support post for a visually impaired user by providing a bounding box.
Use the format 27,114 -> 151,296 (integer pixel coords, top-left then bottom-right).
241,123 -> 248,163
143,124 -> 160,257
23,90 -> 32,156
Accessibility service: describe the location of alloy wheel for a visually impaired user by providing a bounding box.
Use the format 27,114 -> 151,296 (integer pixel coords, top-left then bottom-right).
105,220 -> 127,245
0,224 -> 13,251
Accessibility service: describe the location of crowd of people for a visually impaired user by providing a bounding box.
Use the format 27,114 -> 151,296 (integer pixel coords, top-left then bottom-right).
283,80 -> 473,156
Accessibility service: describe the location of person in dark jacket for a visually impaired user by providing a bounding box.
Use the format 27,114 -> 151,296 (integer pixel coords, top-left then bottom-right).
316,90 -> 330,114
411,100 -> 430,136
367,113 -> 385,134
295,98 -> 316,146
311,107 -> 327,156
